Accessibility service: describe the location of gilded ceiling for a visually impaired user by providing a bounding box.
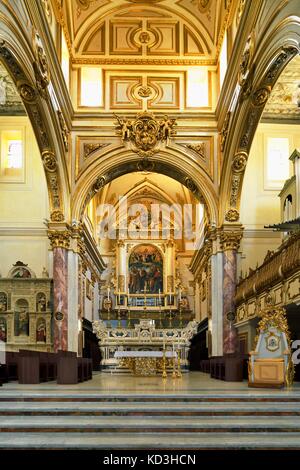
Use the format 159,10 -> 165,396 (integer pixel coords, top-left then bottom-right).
263,55 -> 300,121
55,0 -> 233,63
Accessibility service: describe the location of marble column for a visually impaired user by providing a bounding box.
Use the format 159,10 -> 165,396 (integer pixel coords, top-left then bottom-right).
48,229 -> 71,352
222,249 -> 238,354
220,227 -> 243,355
53,247 -> 68,352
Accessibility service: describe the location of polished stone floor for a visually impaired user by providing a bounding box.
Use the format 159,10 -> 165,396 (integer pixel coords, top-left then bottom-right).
1,371 -> 300,396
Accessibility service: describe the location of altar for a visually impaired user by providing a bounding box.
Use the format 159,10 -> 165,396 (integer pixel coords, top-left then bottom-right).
114,350 -> 177,376
93,319 -> 198,373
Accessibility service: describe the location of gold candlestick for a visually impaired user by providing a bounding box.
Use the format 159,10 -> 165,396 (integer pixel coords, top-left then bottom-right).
117,305 -> 121,328
162,347 -> 167,379
176,347 -> 182,378
172,348 -> 177,378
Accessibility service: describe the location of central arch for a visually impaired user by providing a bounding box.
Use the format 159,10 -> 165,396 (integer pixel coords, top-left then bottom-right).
71,146 -> 219,225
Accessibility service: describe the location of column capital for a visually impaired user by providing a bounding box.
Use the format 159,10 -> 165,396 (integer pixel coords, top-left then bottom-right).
218,224 -> 244,251
47,225 -> 72,249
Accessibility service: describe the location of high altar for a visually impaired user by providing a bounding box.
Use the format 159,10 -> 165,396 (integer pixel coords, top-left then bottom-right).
93,237 -> 198,373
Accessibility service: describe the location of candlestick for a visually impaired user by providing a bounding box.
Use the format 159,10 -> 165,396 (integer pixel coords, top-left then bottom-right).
118,290 -> 121,304
107,286 -> 110,299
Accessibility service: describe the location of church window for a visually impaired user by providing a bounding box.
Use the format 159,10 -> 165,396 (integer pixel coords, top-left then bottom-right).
265,137 -> 290,189
80,67 -> 103,107
186,69 -> 209,107
0,129 -> 24,182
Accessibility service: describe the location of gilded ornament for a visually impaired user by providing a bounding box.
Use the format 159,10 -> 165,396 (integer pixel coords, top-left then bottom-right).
137,86 -> 152,98
32,32 -> 50,95
57,110 -> 69,152
114,112 -> 177,158
230,174 -> 240,206
42,150 -> 57,172
139,32 -> 151,44
220,111 -> 231,152
252,87 -> 270,106
232,151 -> 248,173
239,31 -> 255,87
50,210 -> 64,222
18,82 -> 36,102
184,177 -> 197,193
84,143 -> 108,158
219,230 -> 243,251
264,47 -> 298,84
225,209 -> 239,222
197,0 -> 211,12
48,230 -> 71,249
137,159 -> 155,172
93,175 -> 106,192
186,143 -> 205,158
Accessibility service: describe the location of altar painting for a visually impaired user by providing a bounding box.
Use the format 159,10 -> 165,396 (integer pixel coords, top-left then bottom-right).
129,245 -> 163,294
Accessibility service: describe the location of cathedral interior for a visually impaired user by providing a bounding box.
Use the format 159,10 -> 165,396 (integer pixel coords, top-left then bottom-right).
0,0 -> 300,453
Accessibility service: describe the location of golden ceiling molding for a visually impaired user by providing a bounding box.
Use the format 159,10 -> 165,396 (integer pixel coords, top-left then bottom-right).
72,57 -> 217,65
0,40 -> 65,222
114,111 -> 177,158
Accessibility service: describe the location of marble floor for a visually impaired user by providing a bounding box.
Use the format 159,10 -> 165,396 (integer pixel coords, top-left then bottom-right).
1,371 -> 300,396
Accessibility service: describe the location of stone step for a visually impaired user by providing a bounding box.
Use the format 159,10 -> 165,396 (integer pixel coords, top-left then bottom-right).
0,401 -> 299,416
1,392 -> 300,402
1,431 -> 300,449
0,415 -> 300,433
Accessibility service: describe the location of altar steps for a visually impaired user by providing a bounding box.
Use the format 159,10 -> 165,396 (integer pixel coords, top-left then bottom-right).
1,392 -> 300,449
1,415 -> 300,433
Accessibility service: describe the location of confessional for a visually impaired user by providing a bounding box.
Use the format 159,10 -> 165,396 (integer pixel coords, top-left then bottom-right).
248,306 -> 294,388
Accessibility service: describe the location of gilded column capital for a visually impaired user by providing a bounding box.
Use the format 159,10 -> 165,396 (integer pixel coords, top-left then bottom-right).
219,225 -> 243,251
48,229 -> 71,249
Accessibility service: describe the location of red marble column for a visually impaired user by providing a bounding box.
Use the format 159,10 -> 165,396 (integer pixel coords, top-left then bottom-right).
223,249 -> 238,354
220,227 -> 243,355
48,229 -> 71,352
53,247 -> 68,352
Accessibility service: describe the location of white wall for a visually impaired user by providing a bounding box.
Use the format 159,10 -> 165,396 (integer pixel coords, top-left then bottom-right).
0,116 -> 50,277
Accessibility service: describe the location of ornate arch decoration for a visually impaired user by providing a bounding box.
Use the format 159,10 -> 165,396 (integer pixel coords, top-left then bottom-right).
0,34 -> 67,223
71,147 -> 219,226
220,18 -> 300,224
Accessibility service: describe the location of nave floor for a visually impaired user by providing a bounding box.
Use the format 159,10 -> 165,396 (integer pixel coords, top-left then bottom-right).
1,372 -> 300,450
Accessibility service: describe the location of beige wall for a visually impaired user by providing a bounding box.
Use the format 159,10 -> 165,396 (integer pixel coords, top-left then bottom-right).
0,116 -> 50,277
239,122 -> 300,275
